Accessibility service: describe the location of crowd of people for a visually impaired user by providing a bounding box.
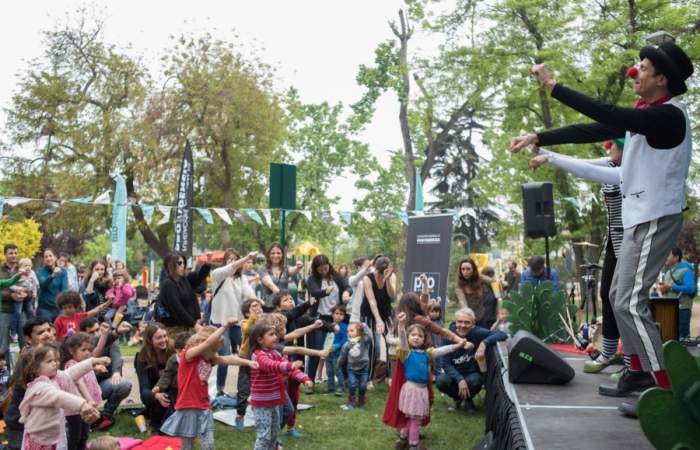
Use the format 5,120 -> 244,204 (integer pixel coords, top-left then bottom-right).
0,239 -> 695,449
0,242 -> 516,450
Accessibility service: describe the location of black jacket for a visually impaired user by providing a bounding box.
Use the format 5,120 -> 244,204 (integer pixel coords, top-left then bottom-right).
158,264 -> 211,327
305,272 -> 350,316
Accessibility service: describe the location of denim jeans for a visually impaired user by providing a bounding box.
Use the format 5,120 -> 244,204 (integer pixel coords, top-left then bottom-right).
347,366 -> 369,398
325,352 -> 344,392
0,312 -> 17,371
10,300 -> 32,338
281,391 -> 294,429
212,324 -> 241,391
679,308 -> 691,339
99,378 -> 132,419
36,306 -> 59,323
435,372 -> 483,401
306,314 -> 331,379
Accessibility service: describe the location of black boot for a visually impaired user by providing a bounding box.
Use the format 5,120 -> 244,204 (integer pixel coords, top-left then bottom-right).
598,368 -> 656,397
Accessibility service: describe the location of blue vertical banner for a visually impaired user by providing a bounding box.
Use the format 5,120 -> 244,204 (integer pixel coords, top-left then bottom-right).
111,175 -> 127,265
415,167 -> 424,212
174,141 -> 194,260
0,197 -> 4,217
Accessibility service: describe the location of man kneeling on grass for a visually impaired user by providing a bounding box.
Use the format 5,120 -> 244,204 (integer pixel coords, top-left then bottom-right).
436,307 -> 506,411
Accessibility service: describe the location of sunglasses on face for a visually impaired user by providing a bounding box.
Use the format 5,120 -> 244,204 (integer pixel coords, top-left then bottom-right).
176,260 -> 185,266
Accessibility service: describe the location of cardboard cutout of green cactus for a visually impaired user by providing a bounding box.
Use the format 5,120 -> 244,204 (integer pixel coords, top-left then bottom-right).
502,281 -> 577,343
638,341 -> 700,450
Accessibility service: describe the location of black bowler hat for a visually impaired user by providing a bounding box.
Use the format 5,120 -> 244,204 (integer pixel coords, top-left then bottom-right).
639,42 -> 694,96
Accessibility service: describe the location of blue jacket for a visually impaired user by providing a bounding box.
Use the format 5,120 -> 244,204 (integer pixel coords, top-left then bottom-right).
669,261 -> 695,295
438,323 -> 507,382
36,266 -> 68,310
519,267 -> 560,293
331,322 -> 348,356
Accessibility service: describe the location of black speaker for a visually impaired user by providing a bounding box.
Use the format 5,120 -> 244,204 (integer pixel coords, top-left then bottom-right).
507,330 -> 575,384
522,182 -> 556,238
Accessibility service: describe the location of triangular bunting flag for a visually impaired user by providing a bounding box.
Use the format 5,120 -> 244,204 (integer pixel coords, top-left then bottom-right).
320,211 -> 333,224
140,204 -> 155,222
94,191 -> 111,205
213,208 -> 232,225
232,209 -> 246,224
299,210 -> 312,222
339,211 -> 352,225
42,201 -> 60,216
195,208 -> 214,225
5,197 -> 32,207
397,211 -> 408,225
157,205 -> 171,225
244,208 -> 263,225
68,196 -> 93,204
261,209 -> 272,227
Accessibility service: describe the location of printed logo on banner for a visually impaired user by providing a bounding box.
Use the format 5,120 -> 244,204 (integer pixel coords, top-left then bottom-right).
410,272 -> 441,296
416,234 -> 441,245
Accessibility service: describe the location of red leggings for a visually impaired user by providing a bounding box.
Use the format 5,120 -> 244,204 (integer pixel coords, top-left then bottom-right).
286,378 -> 301,427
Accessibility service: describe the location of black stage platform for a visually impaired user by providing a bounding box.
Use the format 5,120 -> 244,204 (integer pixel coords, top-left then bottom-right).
485,342 -> 654,450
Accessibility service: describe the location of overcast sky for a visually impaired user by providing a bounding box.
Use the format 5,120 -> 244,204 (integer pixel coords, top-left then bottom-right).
1,0 -> 444,211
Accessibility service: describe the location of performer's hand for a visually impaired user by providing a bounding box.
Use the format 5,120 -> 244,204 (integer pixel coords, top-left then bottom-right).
530,63 -> 556,90
510,133 -> 539,153
529,154 -> 549,170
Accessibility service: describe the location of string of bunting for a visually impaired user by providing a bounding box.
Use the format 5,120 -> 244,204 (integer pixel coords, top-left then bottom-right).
0,194 -> 467,227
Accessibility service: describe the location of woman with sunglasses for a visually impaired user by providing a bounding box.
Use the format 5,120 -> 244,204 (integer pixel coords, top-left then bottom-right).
157,252 -> 211,336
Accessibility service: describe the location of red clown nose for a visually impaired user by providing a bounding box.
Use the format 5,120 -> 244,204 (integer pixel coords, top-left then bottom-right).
627,66 -> 639,78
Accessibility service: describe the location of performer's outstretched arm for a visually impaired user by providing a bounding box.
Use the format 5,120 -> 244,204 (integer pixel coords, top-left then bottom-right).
546,84 -> 685,149
537,121 -> 623,147
533,148 -> 620,185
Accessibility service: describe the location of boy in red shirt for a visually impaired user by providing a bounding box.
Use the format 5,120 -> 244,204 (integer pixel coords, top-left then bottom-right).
54,291 -> 112,341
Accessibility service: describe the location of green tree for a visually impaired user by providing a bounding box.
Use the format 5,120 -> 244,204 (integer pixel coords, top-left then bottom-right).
153,34 -> 287,250
3,14 -> 172,253
417,0 -> 698,264
280,90 -> 374,254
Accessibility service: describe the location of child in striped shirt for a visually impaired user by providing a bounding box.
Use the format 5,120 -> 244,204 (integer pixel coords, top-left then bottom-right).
249,322 -> 312,450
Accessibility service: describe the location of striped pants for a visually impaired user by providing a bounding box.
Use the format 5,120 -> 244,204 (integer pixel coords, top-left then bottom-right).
609,214 -> 683,372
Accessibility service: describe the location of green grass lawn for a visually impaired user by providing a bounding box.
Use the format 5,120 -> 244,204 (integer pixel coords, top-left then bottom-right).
89,383 -> 485,449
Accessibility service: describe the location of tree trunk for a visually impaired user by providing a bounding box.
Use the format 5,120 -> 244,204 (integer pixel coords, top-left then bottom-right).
391,10 -> 416,212
220,141 -> 233,247
124,172 -> 171,258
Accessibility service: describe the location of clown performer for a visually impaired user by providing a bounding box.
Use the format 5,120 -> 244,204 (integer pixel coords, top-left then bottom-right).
511,40 -> 693,417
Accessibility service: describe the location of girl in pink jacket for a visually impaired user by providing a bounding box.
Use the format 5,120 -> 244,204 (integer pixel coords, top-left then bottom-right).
104,269 -> 135,324
19,344 -> 108,450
